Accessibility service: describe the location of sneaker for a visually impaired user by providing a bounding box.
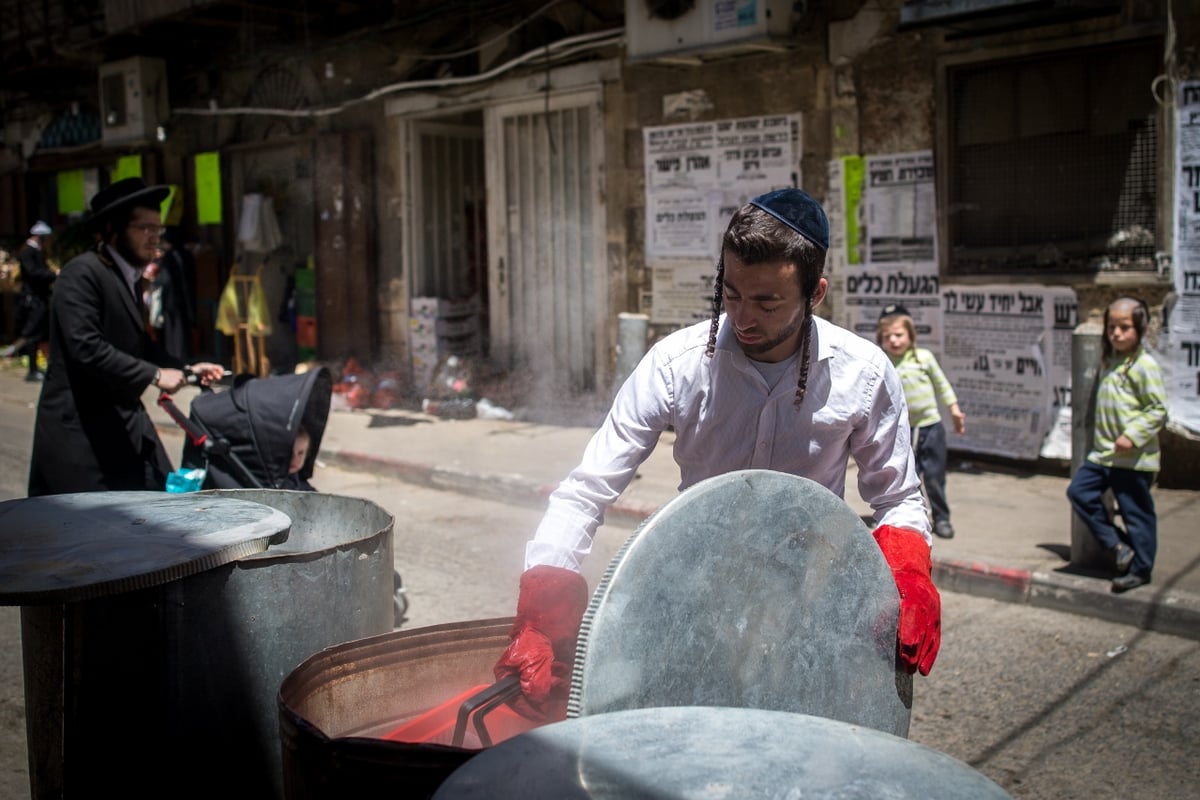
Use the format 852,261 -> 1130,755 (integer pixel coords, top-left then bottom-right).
0,345 -> 15,358
933,520 -> 955,539
24,372 -> 44,382
1111,543 -> 1135,574
1112,572 -> 1150,593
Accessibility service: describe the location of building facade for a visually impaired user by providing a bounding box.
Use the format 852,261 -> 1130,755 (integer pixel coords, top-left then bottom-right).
2,0 -> 1196,482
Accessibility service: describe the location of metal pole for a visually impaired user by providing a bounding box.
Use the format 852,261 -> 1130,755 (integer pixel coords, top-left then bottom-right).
1069,319 -> 1109,569
615,313 -> 649,396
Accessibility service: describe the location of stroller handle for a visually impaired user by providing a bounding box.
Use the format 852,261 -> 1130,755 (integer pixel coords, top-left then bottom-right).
158,392 -> 208,447
185,366 -> 233,387
158,367 -> 230,447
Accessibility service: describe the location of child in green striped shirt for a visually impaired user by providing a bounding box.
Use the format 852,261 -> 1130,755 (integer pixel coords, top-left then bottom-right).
878,304 -> 966,539
1066,297 -> 1168,593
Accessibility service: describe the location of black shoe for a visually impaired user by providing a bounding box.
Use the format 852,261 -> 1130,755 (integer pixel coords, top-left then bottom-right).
1111,572 -> 1150,593
24,372 -> 43,382
933,520 -> 955,539
1111,543 -> 1135,574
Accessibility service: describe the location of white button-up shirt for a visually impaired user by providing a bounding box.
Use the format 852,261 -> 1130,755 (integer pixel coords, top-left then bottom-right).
526,314 -> 931,571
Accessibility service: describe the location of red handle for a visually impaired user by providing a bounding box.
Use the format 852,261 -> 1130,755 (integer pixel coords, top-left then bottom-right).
157,393 -> 208,448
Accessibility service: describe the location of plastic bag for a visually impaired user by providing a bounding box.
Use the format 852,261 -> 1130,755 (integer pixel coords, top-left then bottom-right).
426,354 -> 474,400
247,273 -> 272,336
166,467 -> 206,493
422,354 -> 478,418
216,275 -> 240,335
337,357 -> 376,410
476,397 -> 515,420
372,372 -> 405,409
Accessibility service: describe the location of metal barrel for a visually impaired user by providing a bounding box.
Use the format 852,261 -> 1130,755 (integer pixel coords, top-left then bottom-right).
432,706 -> 1014,799
20,489 -> 394,800
277,618 -> 516,800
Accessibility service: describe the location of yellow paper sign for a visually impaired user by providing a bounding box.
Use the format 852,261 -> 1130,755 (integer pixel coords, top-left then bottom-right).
162,185 -> 183,225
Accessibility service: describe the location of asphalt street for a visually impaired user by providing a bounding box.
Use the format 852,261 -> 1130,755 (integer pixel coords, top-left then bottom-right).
0,362 -> 1197,799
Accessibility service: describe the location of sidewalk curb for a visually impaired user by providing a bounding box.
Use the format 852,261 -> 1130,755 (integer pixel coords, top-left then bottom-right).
1027,569 -> 1200,641
322,447 -> 1200,643
324,449 -> 660,528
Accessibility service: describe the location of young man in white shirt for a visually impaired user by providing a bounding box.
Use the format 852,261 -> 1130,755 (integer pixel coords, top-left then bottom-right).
495,188 -> 941,719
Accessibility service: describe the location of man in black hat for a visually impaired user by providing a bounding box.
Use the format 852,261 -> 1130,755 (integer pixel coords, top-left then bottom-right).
493,188 -> 941,720
28,177 -> 225,496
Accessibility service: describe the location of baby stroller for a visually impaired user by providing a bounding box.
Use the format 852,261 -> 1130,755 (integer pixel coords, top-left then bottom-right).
158,366 -> 408,625
168,367 -> 333,491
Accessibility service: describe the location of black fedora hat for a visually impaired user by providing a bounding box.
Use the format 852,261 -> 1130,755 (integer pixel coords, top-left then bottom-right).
88,177 -> 171,225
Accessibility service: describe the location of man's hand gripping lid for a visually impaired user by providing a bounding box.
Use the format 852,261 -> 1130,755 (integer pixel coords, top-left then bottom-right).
872,524 -> 942,676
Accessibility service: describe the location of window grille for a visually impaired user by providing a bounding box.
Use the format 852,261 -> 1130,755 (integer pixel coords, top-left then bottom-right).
946,39 -> 1160,274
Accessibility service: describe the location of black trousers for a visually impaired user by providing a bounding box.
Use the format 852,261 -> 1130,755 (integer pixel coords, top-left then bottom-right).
17,294 -> 48,373
913,421 -> 950,524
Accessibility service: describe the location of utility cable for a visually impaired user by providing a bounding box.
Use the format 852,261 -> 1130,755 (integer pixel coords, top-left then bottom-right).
173,27 -> 623,119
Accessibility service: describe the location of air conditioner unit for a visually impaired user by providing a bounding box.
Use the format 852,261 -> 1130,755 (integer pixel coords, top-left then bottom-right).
625,0 -> 793,63
99,57 -> 169,146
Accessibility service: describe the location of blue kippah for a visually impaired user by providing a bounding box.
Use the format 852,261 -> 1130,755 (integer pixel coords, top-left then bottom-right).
749,188 -> 830,251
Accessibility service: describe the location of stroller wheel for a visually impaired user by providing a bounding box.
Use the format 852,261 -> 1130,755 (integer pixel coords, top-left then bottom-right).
393,570 -> 409,628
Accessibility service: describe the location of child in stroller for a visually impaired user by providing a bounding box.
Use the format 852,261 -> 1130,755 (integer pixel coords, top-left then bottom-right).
284,424 -> 316,491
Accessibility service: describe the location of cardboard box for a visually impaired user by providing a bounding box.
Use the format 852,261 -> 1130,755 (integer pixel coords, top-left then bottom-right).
439,331 -> 483,356
435,314 -> 480,338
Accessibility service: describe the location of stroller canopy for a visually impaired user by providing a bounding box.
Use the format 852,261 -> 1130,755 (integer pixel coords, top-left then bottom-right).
185,367 -> 333,489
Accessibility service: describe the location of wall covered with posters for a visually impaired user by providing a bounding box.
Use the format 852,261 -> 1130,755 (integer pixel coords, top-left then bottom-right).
644,113 -> 802,327
1166,80 -> 1200,433
826,149 -> 1081,462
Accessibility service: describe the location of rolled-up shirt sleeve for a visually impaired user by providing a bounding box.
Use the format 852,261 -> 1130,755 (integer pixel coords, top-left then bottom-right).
525,348 -> 671,571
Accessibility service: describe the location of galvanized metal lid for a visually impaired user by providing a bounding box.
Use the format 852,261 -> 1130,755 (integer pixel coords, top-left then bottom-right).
433,706 -> 1013,799
0,491 -> 291,604
569,469 -> 912,737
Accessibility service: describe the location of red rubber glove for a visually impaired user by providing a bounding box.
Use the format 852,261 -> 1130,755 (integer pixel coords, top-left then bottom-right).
872,524 -> 941,676
493,565 -> 589,720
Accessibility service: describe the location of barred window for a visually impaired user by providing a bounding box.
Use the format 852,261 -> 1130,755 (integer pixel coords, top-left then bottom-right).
946,39 -> 1161,274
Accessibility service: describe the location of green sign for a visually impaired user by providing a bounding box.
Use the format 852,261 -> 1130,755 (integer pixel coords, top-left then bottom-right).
57,170 -> 86,214
194,152 -> 222,224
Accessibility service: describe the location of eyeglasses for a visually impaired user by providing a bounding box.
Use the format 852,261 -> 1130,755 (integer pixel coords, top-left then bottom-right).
128,223 -> 166,237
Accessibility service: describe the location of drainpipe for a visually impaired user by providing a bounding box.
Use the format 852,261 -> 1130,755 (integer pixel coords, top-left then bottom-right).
1069,318 -> 1110,569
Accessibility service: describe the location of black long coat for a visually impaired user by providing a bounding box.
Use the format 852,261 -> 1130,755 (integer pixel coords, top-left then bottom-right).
16,242 -> 56,340
28,247 -> 182,496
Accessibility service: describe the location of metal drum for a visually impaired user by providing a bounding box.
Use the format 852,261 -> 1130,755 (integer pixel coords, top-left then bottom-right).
278,618 -> 518,800
170,489 -> 396,798
10,489 -> 393,800
433,706 -> 1015,799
